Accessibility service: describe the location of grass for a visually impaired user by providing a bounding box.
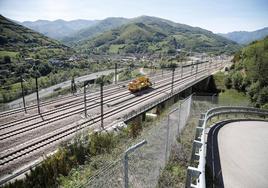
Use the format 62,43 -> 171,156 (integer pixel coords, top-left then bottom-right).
0,51 -> 19,59
59,98 -> 180,187
157,108 -> 205,188
213,71 -> 226,91
109,44 -> 125,54
213,72 -> 251,106
157,90 -> 253,187
218,89 -> 250,106
118,68 -> 142,81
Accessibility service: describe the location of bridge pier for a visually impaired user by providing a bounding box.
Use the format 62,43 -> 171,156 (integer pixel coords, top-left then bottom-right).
131,115 -> 142,126
174,93 -> 180,103
204,76 -> 211,91
181,87 -> 193,98
156,103 -> 165,115
142,112 -> 146,121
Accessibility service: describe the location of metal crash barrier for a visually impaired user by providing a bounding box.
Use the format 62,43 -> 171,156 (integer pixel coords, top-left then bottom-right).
186,106 -> 268,188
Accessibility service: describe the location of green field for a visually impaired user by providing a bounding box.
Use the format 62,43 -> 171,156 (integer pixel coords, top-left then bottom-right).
0,51 -> 19,59
108,44 -> 125,53
218,89 -> 250,106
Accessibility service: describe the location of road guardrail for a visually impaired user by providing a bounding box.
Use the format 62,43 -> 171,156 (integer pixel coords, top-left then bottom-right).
186,106 -> 268,188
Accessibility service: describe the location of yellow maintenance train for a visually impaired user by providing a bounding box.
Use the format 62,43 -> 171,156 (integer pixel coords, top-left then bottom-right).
128,76 -> 152,92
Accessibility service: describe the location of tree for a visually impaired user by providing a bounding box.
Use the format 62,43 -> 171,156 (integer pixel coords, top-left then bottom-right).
247,81 -> 260,104
257,87 -> 268,107
231,72 -> 243,91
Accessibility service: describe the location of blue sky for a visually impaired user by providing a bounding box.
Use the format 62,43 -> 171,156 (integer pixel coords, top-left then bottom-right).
0,0 -> 267,33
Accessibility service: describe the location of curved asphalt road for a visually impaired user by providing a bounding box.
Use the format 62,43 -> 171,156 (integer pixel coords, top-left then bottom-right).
206,120 -> 268,188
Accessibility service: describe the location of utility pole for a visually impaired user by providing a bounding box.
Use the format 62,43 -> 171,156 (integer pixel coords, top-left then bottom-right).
35,76 -> 40,114
150,62 -> 153,76
114,63 -> 117,84
71,76 -> 76,95
100,81 -> 104,129
171,67 -> 175,93
209,60 -> 212,73
180,63 -> 183,78
195,62 -> 198,79
83,81 -> 87,118
191,61 -> 193,75
20,75 -> 27,113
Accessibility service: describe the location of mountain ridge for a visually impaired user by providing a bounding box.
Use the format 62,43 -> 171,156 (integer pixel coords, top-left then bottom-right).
218,27 -> 268,44
73,15 -> 240,55
21,19 -> 99,40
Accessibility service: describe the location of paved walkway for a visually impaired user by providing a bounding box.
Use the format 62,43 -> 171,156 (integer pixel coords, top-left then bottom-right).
218,121 -> 268,188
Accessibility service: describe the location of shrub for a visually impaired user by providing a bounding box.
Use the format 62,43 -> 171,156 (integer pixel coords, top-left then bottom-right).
261,103 -> 268,109
128,123 -> 143,138
247,81 -> 261,103
224,76 -> 232,89
89,132 -> 117,155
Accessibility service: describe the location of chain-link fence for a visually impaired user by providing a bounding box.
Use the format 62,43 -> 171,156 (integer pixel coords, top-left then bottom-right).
78,92 -> 253,188
82,158 -> 124,187
78,95 -> 193,188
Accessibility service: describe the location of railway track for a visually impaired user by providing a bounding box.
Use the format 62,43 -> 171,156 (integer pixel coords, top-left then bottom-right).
0,65 -> 204,140
0,69 -> 209,166
0,63 -> 218,167
0,62 -> 204,118
0,64 -> 200,129
0,81 -> 129,118
0,61 -> 222,177
0,71 -> 168,118
0,88 -> 128,129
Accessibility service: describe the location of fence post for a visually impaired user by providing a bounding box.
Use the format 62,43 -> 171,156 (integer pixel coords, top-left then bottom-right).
165,114 -> 170,163
124,140 -> 147,188
177,102 -> 182,137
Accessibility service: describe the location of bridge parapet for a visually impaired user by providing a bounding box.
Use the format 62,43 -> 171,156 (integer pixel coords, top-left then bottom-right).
122,75 -> 207,122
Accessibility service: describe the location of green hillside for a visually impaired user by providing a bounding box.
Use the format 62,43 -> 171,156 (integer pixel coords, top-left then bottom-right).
0,15 -> 75,102
225,36 -> 268,107
0,15 -> 73,61
74,16 -> 240,55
